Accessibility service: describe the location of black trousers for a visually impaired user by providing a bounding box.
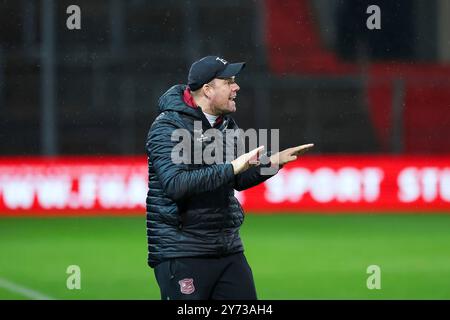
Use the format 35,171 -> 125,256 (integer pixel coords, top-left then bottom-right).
153,252 -> 257,300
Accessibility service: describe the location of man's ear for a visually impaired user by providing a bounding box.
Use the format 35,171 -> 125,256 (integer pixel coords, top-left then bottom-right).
203,84 -> 213,99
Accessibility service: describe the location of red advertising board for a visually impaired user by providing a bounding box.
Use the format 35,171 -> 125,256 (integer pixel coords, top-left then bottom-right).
0,156 -> 449,215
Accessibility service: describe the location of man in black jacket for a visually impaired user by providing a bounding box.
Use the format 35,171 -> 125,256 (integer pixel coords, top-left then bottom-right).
146,56 -> 313,300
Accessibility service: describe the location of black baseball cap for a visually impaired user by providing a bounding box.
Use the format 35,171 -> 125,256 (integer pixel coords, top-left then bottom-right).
188,56 -> 246,91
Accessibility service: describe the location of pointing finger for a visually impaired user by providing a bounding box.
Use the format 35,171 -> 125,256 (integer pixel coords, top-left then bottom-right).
292,143 -> 314,155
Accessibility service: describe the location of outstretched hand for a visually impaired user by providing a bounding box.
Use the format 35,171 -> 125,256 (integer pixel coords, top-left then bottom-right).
269,143 -> 314,168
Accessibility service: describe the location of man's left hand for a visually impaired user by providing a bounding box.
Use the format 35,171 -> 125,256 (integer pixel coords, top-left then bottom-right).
269,143 -> 314,168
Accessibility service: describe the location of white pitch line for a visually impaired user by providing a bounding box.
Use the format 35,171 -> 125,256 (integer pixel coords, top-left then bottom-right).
0,277 -> 55,300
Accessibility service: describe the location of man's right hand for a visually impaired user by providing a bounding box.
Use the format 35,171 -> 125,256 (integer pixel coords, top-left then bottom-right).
231,146 -> 264,175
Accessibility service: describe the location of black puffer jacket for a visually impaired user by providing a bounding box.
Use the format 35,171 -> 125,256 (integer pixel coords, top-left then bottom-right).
146,84 -> 274,268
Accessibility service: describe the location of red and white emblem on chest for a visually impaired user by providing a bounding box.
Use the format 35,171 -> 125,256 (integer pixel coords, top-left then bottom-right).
178,278 -> 195,294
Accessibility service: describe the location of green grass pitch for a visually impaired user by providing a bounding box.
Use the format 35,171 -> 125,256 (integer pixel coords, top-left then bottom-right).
1,214 -> 450,299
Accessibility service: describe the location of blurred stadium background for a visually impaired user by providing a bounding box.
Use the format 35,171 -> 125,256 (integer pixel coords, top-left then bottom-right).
0,0 -> 449,299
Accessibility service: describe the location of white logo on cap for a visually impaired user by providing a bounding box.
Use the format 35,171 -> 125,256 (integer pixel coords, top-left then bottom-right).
216,57 -> 228,65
